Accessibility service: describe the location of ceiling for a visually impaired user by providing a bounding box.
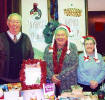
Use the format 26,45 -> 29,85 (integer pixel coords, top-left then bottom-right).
88,0 -> 105,11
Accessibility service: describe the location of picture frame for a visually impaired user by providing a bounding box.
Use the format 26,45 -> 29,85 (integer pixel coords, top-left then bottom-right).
20,59 -> 47,90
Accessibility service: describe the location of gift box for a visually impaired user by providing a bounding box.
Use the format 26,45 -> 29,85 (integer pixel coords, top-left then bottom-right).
7,83 -> 21,91
0,84 -> 8,99
43,83 -> 55,99
4,90 -> 20,100
21,89 -> 44,100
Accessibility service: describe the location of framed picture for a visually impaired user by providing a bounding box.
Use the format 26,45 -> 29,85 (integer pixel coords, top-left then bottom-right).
20,59 -> 47,90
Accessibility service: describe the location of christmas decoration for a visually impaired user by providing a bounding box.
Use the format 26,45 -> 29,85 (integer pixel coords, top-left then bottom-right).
30,3 -> 42,20
50,0 -> 58,20
20,59 -> 47,90
53,41 -> 67,74
43,20 -> 59,44
64,8 -> 82,17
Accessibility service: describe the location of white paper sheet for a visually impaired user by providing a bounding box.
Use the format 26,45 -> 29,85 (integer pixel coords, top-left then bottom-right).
25,67 -> 41,85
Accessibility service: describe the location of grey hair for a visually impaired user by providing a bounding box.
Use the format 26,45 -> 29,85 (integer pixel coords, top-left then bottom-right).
8,13 -> 22,23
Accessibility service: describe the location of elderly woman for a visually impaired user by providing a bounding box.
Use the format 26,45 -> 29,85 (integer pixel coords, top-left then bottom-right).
44,24 -> 78,96
77,36 -> 105,92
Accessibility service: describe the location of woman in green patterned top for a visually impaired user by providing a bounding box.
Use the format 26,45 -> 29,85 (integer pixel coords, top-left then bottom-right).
44,24 -> 78,97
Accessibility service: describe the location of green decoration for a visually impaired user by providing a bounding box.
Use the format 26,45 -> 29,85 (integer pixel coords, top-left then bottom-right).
43,20 -> 60,44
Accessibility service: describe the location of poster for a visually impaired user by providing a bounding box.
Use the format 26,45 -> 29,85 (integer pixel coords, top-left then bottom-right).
58,0 -> 87,51
22,0 -> 48,59
22,0 -> 87,57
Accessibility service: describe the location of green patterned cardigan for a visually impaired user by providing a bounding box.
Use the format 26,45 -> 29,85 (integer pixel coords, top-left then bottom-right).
44,42 -> 78,91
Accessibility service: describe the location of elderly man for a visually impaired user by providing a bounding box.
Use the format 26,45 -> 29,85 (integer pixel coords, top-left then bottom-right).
0,13 -> 34,84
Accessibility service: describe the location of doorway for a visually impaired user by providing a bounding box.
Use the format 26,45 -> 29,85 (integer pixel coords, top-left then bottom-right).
88,11 -> 105,56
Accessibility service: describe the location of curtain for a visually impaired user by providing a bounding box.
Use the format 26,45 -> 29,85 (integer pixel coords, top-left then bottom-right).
0,0 -> 8,32
0,0 -> 21,33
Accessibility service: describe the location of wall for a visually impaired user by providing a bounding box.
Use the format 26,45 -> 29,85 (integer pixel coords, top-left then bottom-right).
88,0 -> 105,11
